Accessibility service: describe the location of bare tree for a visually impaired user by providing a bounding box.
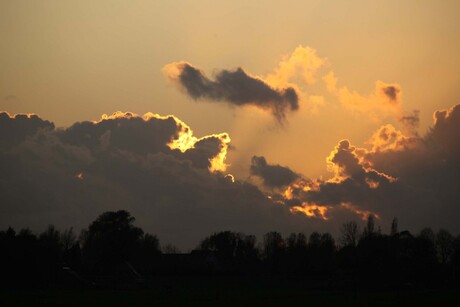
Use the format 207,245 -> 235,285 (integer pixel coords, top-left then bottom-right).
419,227 -> 435,243
61,227 -> 77,252
436,229 -> 454,264
162,243 -> 180,254
339,221 -> 359,247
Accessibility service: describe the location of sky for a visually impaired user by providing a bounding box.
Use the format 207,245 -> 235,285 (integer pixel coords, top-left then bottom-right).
1,0 -> 460,250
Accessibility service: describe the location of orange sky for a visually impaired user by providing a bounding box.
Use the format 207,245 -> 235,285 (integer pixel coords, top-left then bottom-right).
2,0 -> 460,180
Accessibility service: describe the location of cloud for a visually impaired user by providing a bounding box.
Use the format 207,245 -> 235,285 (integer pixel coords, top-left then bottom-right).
381,85 -> 400,102
0,111 -> 322,250
60,111 -> 230,172
265,46 -> 326,88
323,71 -> 403,121
164,46 -> 415,123
163,62 -> 299,122
0,112 -> 54,151
2,104 -> 460,248
399,109 -> 420,133
357,106 -> 460,230
272,139 -> 395,221
325,139 -> 395,185
164,46 -> 416,128
430,104 -> 460,156
250,156 -> 300,189
265,104 -> 460,233
366,124 -> 419,152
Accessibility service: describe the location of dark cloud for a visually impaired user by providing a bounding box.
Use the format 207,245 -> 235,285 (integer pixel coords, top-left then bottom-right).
0,112 -> 54,151
275,139 -> 396,220
359,105 -> 460,230
250,156 -> 300,188
183,136 -> 227,169
430,104 -> 460,156
381,85 -> 400,102
271,104 -> 460,233
60,113 -> 180,156
367,104 -> 460,177
164,62 -> 299,122
327,140 -> 393,185
0,111 -> 318,250
3,104 -> 460,247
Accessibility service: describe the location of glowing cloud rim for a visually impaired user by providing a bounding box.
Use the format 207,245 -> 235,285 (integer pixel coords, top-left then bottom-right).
96,111 -> 231,173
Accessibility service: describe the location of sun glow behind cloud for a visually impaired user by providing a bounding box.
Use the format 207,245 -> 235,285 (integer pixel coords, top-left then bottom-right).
290,203 -> 330,220
162,44 -> 460,227
2,1 -> 460,251
2,101 -> 460,246
96,111 -> 231,173
340,203 -> 380,221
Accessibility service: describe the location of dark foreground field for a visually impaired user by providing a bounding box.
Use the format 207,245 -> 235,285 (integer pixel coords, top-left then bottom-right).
2,276 -> 460,307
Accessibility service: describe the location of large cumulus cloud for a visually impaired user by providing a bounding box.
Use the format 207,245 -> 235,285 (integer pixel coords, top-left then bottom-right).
3,103 -> 460,248
262,104 -> 460,233
163,62 -> 299,122
0,112 -> 54,151
0,111 -> 317,250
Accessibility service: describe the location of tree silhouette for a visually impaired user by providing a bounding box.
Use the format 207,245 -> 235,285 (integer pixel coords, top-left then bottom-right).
339,221 -> 359,247
362,214 -> 376,238
436,229 -> 454,264
306,232 -> 337,273
419,227 -> 436,244
390,217 -> 398,236
1,214 -> 460,290
283,233 -> 309,275
452,235 -> 460,268
415,228 -> 438,279
61,227 -> 77,252
262,232 -> 285,274
133,233 -> 161,271
263,232 -> 285,259
60,227 -> 81,269
200,231 -> 258,272
162,243 -> 180,254
80,210 -> 144,273
37,225 -> 63,283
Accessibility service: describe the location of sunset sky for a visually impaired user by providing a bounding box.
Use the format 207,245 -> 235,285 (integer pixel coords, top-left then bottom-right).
1,1 -> 460,250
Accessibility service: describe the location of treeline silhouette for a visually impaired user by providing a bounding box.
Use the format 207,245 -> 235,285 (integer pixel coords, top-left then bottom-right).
1,210 -> 460,290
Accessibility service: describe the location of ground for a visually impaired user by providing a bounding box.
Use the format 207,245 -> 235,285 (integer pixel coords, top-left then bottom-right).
2,276 -> 459,306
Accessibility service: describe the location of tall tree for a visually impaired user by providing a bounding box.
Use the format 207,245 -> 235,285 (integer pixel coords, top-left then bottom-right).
363,214 -> 376,238
339,221 -> 359,247
81,210 -> 144,271
436,229 -> 454,264
390,218 -> 398,236
263,232 -> 285,259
